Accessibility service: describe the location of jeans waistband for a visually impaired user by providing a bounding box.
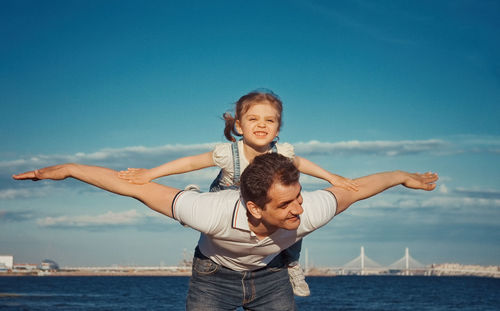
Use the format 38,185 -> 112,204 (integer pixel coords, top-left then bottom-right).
193,246 -> 285,271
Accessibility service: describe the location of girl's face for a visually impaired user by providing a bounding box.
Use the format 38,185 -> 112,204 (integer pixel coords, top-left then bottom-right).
235,101 -> 280,151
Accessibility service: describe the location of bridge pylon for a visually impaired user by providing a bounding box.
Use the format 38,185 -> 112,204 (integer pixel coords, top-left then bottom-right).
388,247 -> 425,275
342,246 -> 383,275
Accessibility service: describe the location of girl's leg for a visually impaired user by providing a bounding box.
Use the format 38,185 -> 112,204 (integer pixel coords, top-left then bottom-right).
283,239 -> 302,266
283,240 -> 310,297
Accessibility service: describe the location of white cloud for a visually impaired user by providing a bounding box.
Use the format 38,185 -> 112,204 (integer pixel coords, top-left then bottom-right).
3,136 -> 498,175
421,196 -> 500,209
37,209 -> 145,228
35,208 -> 179,231
453,187 -> 500,199
0,143 -> 216,171
0,188 -> 32,199
293,139 -> 448,156
351,184 -> 500,211
438,184 -> 449,194
0,186 -> 51,199
0,209 -> 37,222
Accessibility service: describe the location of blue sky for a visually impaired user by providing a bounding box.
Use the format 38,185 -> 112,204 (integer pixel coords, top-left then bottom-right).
1,0 -> 499,268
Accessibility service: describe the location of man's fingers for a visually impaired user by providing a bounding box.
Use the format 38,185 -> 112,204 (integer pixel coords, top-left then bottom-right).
420,172 -> 438,191
12,171 -> 38,180
425,183 -> 437,191
425,173 -> 439,182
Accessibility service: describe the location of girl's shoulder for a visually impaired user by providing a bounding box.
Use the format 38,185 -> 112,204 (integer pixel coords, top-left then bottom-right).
213,142 -> 233,151
275,142 -> 295,158
212,142 -> 234,168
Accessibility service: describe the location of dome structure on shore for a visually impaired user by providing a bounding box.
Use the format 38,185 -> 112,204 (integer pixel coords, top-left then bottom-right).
40,259 -> 59,271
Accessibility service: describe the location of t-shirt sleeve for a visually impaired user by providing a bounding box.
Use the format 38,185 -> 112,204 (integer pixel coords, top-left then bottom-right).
298,190 -> 338,234
276,142 -> 295,159
212,143 -> 233,170
172,190 -> 233,235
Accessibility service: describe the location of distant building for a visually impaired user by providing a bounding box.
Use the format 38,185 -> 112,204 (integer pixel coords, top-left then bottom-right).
0,255 -> 14,271
40,259 -> 59,271
13,263 -> 39,272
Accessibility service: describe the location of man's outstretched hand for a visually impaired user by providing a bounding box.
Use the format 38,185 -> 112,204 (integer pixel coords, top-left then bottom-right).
12,164 -> 72,181
402,171 -> 438,191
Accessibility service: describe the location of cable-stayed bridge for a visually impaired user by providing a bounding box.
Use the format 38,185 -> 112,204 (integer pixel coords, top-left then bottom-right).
306,246 -> 430,276
338,246 -> 426,275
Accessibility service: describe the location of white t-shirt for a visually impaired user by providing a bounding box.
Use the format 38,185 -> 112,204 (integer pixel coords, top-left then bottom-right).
212,141 -> 295,187
172,189 -> 337,271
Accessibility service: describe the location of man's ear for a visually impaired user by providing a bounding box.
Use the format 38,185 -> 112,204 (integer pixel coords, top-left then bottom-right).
246,201 -> 262,219
235,120 -> 243,135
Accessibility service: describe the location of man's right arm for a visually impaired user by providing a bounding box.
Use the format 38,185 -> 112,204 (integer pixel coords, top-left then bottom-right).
12,163 -> 180,218
327,170 -> 438,216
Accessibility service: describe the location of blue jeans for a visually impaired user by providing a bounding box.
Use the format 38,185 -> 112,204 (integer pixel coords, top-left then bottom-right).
186,248 -> 297,311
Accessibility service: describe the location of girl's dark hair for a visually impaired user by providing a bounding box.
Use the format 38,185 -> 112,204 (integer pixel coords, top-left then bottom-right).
223,90 -> 283,142
240,153 -> 299,209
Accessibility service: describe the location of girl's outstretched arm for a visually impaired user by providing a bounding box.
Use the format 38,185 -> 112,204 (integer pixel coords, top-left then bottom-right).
12,164 -> 179,218
294,156 -> 359,191
119,151 -> 215,184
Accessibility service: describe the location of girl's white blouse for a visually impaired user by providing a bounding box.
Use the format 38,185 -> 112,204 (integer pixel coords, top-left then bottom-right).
212,140 -> 295,186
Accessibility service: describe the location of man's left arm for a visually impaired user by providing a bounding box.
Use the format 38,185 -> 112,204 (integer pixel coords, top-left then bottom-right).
327,170 -> 438,216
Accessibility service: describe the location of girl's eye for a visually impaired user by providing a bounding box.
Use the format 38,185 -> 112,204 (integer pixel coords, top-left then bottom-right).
266,119 -> 275,123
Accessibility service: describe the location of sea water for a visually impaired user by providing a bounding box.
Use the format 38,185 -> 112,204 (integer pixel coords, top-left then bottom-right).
1,275 -> 499,310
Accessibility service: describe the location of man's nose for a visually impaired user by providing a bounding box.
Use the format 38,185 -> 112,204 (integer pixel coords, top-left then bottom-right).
290,200 -> 303,215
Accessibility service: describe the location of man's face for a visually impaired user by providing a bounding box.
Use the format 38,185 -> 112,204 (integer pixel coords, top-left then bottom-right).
260,181 -> 303,231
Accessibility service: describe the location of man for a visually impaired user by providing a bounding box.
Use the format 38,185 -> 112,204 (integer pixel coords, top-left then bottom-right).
13,153 -> 438,310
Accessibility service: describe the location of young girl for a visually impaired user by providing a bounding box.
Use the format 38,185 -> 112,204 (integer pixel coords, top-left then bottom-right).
118,90 -> 358,296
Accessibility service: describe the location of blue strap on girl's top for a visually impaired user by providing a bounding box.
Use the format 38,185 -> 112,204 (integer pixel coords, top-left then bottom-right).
270,140 -> 278,153
209,141 -> 241,192
231,140 -> 241,186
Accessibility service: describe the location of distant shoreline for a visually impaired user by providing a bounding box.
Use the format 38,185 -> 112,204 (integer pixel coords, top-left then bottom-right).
2,270 -> 499,278
2,262 -> 498,278
0,269 -> 191,277
2,273 -> 499,279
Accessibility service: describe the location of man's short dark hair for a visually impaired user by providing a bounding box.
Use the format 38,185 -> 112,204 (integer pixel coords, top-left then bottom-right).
240,153 -> 300,208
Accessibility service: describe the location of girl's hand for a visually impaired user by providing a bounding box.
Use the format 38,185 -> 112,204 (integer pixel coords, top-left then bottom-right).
329,174 -> 359,191
118,168 -> 152,184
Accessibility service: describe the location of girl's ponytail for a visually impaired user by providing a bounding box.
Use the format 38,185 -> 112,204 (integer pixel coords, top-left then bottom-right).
223,112 -> 240,142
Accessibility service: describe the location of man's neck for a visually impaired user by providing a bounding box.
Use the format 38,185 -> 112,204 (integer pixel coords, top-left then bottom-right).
247,213 -> 277,240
